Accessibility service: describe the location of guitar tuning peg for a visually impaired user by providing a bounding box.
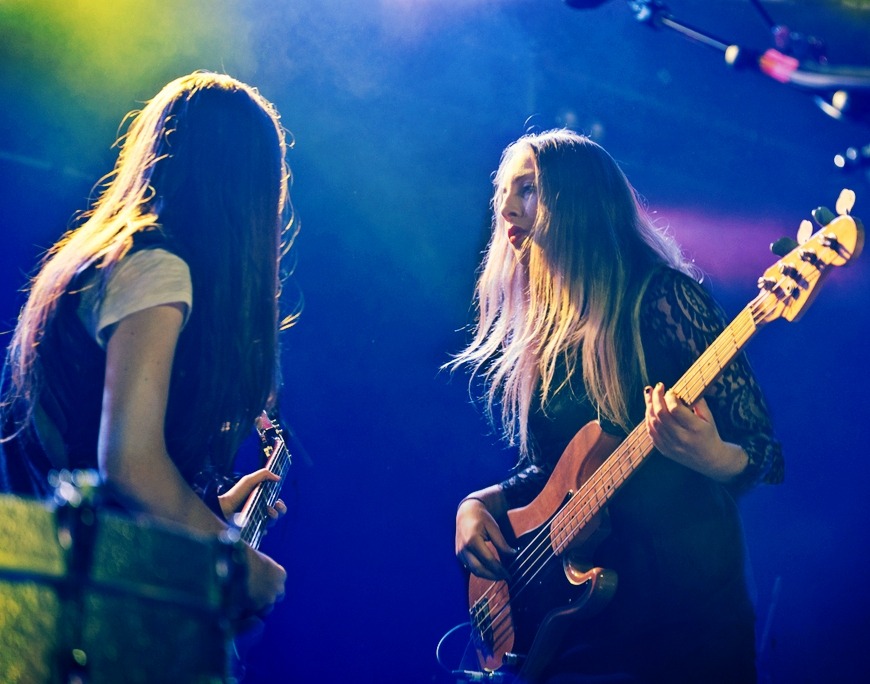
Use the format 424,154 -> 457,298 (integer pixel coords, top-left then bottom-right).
796,219 -> 813,245
770,236 -> 799,256
812,205 -> 836,227
836,188 -> 856,216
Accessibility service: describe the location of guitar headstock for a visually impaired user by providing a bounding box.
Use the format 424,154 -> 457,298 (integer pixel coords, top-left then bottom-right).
755,189 -> 864,324
256,411 -> 277,433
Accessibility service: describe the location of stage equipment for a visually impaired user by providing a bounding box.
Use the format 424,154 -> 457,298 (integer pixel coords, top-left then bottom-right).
0,472 -> 246,684
565,0 -> 870,178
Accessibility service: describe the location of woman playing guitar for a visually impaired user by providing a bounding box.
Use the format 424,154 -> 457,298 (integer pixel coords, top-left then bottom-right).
1,72 -> 293,629
449,129 -> 783,683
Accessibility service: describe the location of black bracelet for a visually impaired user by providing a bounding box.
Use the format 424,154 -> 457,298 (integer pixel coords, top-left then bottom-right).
458,495 -> 486,509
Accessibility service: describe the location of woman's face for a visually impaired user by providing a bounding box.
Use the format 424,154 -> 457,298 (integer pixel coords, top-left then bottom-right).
498,147 -> 538,254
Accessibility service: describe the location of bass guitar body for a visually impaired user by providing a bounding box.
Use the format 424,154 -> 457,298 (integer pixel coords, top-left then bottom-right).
468,422 -> 621,683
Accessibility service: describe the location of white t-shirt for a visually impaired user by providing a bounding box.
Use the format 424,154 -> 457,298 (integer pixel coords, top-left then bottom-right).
77,248 -> 193,349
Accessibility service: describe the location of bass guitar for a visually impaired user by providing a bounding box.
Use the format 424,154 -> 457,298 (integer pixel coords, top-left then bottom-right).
467,191 -> 864,683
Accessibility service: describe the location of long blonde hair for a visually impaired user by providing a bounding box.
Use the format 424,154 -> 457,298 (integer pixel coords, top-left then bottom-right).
447,129 -> 694,455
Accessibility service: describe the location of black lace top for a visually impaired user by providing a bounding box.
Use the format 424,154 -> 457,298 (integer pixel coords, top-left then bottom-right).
499,267 -> 783,680
502,267 -> 783,497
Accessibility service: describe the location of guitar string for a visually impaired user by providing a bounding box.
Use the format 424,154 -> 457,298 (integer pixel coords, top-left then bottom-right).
479,252 -> 838,656
470,251 -> 834,660
482,276 -> 801,651
474,295 -> 761,600
240,432 -> 291,547
476,244 -> 830,608
472,290 -> 774,655
242,452 -> 289,546
550,259 -> 830,551
482,225 -> 858,658
242,446 -> 290,545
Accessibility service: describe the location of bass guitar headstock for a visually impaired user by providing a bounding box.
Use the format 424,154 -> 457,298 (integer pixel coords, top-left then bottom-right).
755,189 -> 864,325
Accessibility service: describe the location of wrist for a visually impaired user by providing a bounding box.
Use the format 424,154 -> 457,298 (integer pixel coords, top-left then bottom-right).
711,442 -> 750,482
458,495 -> 487,509
457,485 -> 508,518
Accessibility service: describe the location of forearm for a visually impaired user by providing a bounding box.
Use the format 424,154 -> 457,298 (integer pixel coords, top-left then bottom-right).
456,484 -> 514,579
102,447 -> 227,536
695,440 -> 750,483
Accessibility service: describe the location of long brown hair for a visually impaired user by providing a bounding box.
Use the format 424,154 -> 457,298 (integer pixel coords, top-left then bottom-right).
447,129 -> 695,455
4,71 -> 296,473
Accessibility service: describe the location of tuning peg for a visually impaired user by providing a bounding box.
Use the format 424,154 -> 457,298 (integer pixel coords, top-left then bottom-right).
770,236 -> 799,256
757,276 -> 777,291
836,188 -> 856,215
799,248 -> 821,266
796,219 -> 813,244
812,205 -> 836,227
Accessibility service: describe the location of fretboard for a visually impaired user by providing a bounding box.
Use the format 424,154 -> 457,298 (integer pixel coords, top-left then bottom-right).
238,417 -> 292,549
550,297 -> 766,554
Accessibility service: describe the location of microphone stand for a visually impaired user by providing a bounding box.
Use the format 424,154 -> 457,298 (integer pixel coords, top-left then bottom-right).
623,0 -> 870,174
629,0 -> 731,52
627,0 -> 870,91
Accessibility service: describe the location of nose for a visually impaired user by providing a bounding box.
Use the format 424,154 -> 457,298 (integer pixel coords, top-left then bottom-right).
500,192 -> 523,221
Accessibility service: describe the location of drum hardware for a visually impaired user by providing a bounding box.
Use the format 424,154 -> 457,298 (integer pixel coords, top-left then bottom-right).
0,470 -> 247,684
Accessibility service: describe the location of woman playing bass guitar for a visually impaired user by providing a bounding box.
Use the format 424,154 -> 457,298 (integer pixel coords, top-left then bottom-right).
449,129 -> 783,684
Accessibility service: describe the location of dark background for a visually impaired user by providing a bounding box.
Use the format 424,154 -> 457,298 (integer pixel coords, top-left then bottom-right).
2,1 -> 869,682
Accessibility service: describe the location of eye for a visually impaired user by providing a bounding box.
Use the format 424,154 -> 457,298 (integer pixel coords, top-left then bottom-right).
520,182 -> 536,197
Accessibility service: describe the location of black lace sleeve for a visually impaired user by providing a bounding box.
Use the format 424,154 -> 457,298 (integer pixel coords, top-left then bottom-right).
500,463 -> 550,509
641,269 -> 784,493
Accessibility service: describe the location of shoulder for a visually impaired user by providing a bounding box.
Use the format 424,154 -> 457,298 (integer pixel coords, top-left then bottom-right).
640,266 -> 727,335
116,247 -> 190,280
643,266 -> 705,302
105,248 -> 192,302
79,248 -> 193,348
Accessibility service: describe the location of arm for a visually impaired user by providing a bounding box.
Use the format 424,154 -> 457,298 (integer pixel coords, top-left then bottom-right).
641,271 -> 783,489
455,484 -> 514,580
644,384 -> 749,482
456,455 -> 553,580
99,304 -> 285,611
